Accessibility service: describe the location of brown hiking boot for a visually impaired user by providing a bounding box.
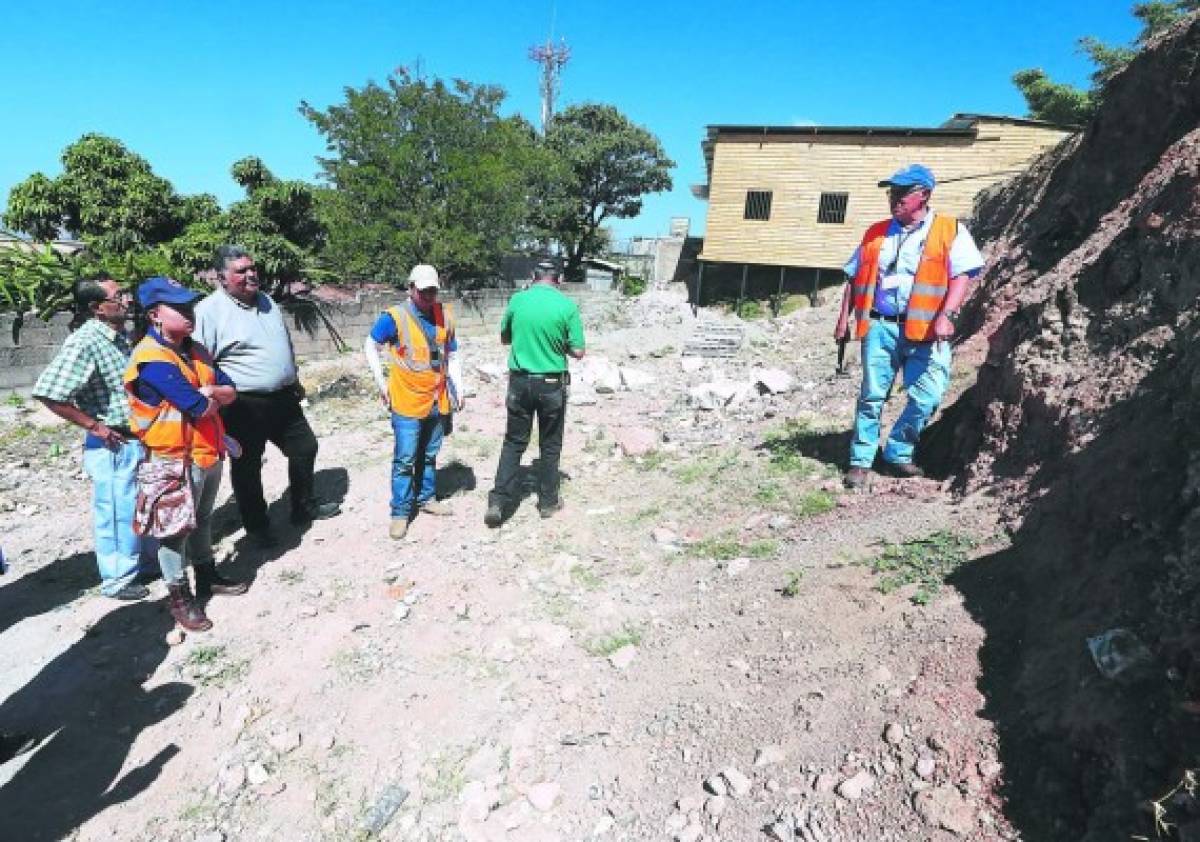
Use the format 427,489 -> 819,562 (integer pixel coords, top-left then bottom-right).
843,466 -> 871,490
167,581 -> 212,632
194,562 -> 249,598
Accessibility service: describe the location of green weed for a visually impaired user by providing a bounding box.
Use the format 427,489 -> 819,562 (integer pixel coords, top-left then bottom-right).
747,539 -> 779,558
794,490 -> 837,518
635,450 -> 669,472
570,564 -> 602,591
869,531 -> 977,605
632,505 -> 662,523
184,645 -> 249,688
781,570 -> 803,598
586,625 -> 642,657
688,535 -> 743,561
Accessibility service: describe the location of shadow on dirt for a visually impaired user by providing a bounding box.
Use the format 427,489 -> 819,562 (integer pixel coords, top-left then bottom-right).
757,428 -> 851,471
0,551 -> 103,636
436,459 -> 477,498
0,599 -> 191,840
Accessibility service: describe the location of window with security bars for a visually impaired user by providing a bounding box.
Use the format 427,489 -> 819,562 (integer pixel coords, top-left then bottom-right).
743,190 -> 773,221
818,192 -> 850,224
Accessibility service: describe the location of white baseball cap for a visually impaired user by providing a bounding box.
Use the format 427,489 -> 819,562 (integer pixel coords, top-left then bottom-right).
408,264 -> 440,290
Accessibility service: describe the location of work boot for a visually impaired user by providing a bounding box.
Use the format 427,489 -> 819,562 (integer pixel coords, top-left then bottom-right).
484,501 -> 503,529
885,461 -> 925,479
290,500 -> 342,525
843,466 -> 871,490
194,562 -> 249,598
419,499 -> 453,516
389,518 -> 409,540
167,581 -> 212,632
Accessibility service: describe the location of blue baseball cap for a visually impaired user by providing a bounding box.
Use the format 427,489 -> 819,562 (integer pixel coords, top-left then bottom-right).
137,276 -> 203,309
878,164 -> 936,190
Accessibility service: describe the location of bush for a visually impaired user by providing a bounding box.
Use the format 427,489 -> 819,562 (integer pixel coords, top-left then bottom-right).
620,275 -> 647,296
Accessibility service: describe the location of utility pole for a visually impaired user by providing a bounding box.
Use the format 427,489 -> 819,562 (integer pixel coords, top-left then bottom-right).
528,37 -> 570,134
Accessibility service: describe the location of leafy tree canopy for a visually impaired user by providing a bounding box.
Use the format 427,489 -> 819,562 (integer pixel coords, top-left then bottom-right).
534,103 -> 673,281
1014,1 -> 1199,124
301,71 -> 539,283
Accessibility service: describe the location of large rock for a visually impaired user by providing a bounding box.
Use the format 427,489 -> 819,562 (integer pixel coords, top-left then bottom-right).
619,366 -> 656,391
913,786 -> 976,835
686,380 -> 755,411
612,426 -> 659,457
752,368 -> 794,394
576,357 -> 622,393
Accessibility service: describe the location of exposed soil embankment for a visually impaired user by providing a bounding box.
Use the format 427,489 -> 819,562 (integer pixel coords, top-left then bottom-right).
926,13 -> 1200,840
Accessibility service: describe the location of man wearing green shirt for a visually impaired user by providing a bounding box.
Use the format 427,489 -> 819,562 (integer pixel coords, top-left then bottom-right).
485,260 -> 586,526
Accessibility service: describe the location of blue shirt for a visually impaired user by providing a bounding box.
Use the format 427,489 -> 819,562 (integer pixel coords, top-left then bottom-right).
132,328 -> 235,421
843,211 -> 985,317
370,302 -> 459,355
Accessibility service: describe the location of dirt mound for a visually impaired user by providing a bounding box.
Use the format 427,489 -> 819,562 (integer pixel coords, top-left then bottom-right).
924,13 -> 1200,840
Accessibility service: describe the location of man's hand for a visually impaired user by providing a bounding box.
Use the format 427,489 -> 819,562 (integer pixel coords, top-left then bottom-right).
91,422 -> 126,451
379,389 -> 390,410
932,313 -> 956,342
200,385 -> 237,406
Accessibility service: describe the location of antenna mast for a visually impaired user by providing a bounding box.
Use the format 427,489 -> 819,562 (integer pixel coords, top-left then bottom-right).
528,5 -> 570,133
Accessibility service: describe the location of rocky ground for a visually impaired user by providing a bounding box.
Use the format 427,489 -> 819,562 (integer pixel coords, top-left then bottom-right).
1,287 -> 1044,842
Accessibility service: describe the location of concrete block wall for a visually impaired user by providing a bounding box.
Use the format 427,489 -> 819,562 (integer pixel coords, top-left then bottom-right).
0,287 -> 617,394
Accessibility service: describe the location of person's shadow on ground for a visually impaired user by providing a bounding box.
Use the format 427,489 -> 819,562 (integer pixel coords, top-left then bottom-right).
0,599 -> 191,840
435,459 -> 477,498
0,551 -> 98,636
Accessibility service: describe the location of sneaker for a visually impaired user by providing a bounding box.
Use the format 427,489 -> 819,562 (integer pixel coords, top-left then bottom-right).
843,467 -> 870,490
389,518 -> 409,540
109,582 -> 150,601
537,499 -> 564,519
884,461 -> 924,479
291,500 -> 342,524
484,502 -> 503,529
418,500 -> 453,517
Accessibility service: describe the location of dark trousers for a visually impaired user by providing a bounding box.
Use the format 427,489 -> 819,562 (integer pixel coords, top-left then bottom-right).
221,387 -> 319,531
490,373 -> 567,507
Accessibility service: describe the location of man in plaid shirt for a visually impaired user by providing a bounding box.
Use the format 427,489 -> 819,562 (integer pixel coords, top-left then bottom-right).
33,276 -> 153,600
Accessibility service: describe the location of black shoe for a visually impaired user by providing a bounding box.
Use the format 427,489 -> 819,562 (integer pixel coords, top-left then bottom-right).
884,461 -> 925,479
484,502 -> 503,529
537,499 -> 563,519
290,501 -> 341,524
246,527 -> 278,549
0,732 -> 38,764
194,562 -> 250,597
110,582 -> 150,601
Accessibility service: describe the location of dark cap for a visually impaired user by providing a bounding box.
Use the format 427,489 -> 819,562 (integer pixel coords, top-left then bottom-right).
137,276 -> 202,309
878,163 -> 936,190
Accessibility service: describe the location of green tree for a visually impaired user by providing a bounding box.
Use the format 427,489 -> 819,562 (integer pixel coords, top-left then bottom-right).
1013,1 -> 1198,123
534,104 -> 673,282
301,71 -> 539,283
3,134 -> 184,250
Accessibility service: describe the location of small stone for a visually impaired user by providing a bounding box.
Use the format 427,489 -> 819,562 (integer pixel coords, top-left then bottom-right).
608,645 -> 638,670
527,781 -> 560,812
754,745 -> 785,767
298,605 -> 318,618
725,557 -> 751,577
677,795 -> 703,813
705,794 -> 727,817
914,785 -> 976,835
219,764 -> 247,794
165,628 -> 186,646
674,823 -> 703,842
593,815 -> 615,836
721,767 -> 752,798
393,603 -> 411,621
978,759 -> 1003,780
652,527 -> 678,545
246,762 -> 270,786
765,778 -> 780,792
703,775 -> 727,796
884,723 -> 904,746
195,832 -> 226,842
916,753 -> 937,780
836,770 -> 876,801
765,821 -> 792,841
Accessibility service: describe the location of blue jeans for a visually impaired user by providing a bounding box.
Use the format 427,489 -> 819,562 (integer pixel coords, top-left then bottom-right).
390,409 -> 444,518
156,461 -> 223,585
849,320 -> 952,468
81,439 -> 155,596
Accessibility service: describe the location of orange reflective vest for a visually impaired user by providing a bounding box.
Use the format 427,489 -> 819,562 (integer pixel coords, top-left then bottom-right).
123,336 -> 226,468
386,302 -> 454,419
851,213 -> 957,342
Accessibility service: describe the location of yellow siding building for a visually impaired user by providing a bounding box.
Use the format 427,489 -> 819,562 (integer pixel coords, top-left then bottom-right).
695,114 -> 1073,300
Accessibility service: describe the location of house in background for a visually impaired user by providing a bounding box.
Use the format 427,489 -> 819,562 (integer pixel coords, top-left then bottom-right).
694,114 -> 1074,305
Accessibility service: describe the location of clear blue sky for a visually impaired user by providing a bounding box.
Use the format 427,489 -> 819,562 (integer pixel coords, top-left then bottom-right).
1,0 -> 1140,242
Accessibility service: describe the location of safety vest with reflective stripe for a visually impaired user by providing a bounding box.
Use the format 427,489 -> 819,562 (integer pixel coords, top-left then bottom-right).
123,336 -> 226,468
851,213 -> 957,342
386,302 -> 454,419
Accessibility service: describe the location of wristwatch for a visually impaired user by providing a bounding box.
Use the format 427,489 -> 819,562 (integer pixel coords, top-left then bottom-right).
942,309 -> 961,327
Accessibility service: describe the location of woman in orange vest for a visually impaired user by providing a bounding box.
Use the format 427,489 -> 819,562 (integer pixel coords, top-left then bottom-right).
124,277 -> 247,632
